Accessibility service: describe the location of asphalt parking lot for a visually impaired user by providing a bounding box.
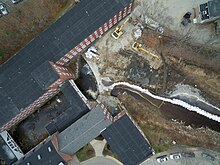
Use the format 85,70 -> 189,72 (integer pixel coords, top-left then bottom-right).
80,156 -> 120,165
141,146 -> 220,165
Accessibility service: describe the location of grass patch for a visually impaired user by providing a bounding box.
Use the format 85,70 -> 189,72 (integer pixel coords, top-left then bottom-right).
140,123 -> 172,153
3,29 -> 13,37
76,144 -> 95,162
117,94 -> 174,154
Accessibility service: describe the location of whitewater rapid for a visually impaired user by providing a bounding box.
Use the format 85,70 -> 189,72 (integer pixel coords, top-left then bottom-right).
104,82 -> 220,123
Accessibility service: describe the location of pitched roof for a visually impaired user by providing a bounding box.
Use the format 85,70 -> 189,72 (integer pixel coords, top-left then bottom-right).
102,115 -> 152,165
31,61 -> 59,90
208,0 -> 220,17
14,138 -> 66,165
57,105 -> 112,155
0,0 -> 132,128
46,81 -> 90,135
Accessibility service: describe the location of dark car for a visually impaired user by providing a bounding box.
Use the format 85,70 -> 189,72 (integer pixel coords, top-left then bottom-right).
181,151 -> 195,158
201,153 -> 215,161
181,12 -> 192,26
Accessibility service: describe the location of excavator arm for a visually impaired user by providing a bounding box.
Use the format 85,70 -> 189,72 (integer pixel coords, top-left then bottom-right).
118,17 -> 130,31
132,42 -> 160,59
111,17 -> 130,39
139,48 -> 160,59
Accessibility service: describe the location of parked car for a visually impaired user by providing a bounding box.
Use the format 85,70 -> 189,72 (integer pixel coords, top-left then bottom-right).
156,155 -> 169,163
11,0 -> 22,4
201,153 -> 215,161
0,2 -> 8,15
181,12 -> 192,26
181,151 -> 195,158
170,153 -> 181,160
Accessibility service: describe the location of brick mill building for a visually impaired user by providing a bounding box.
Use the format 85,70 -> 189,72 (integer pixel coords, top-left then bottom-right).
0,0 -> 133,132
12,104 -> 152,165
0,1 -> 155,164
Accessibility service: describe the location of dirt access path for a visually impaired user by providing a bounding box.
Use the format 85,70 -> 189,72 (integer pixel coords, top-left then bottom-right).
0,0 -> 77,64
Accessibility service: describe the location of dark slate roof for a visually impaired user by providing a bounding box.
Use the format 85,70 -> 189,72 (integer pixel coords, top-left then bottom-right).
14,138 -> 66,165
200,2 -> 210,20
0,0 -> 132,128
208,0 -> 220,17
102,115 -> 152,165
31,61 -> 59,90
46,81 -> 90,134
0,136 -> 17,165
200,0 -> 220,20
0,94 -> 20,127
57,105 -> 112,155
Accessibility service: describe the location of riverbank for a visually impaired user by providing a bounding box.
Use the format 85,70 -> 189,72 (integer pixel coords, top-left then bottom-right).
114,87 -> 220,152
111,85 -> 220,132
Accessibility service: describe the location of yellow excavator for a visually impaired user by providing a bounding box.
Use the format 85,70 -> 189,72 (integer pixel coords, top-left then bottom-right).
111,17 -> 130,39
132,42 -> 160,59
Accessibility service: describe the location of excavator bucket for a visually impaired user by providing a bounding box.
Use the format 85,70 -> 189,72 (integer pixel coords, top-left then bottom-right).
132,42 -> 160,59
132,42 -> 140,51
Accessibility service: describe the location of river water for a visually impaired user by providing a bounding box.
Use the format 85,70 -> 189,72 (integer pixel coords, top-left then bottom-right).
111,85 -> 220,132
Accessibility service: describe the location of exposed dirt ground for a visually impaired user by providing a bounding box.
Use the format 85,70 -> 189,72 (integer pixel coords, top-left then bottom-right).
83,1 -> 220,154
136,0 -> 220,48
89,22 -> 220,107
141,29 -> 220,106
1,0 -> 219,159
0,0 -> 76,64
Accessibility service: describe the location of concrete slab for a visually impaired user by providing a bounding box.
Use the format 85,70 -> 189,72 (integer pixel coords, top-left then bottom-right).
90,139 -> 106,157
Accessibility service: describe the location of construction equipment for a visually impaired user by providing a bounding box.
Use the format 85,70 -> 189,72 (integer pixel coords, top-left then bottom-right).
181,12 -> 192,26
111,17 -> 130,39
132,42 -> 160,59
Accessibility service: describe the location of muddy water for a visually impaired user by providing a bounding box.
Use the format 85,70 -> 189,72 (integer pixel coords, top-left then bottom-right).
75,58 -> 98,100
111,86 -> 220,132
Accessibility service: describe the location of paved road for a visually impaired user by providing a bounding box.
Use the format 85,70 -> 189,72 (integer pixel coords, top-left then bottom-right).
80,156 -> 120,165
141,146 -> 220,165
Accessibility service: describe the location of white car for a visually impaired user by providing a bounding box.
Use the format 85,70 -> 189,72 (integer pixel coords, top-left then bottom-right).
0,2 -> 8,15
156,155 -> 169,163
170,153 -> 181,160
11,0 -> 22,4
